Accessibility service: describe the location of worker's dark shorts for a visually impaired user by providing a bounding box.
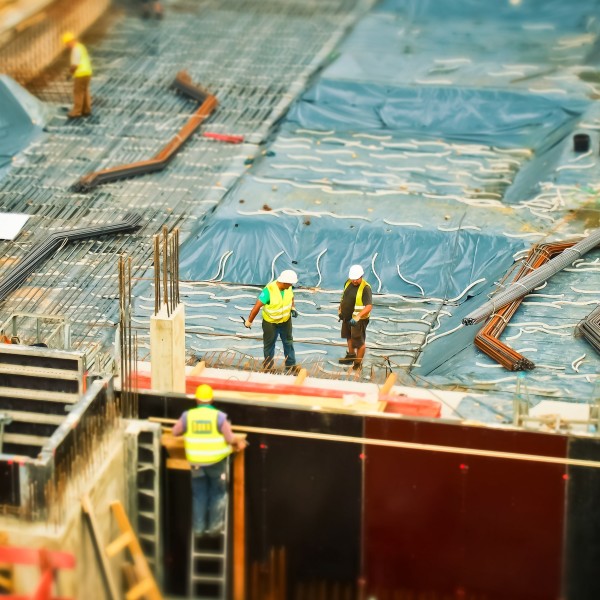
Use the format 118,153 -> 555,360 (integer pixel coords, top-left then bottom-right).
341,319 -> 369,347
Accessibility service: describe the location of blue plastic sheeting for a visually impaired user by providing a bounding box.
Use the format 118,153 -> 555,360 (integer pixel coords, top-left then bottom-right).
177,0 -> 600,416
0,75 -> 51,170
288,81 -> 588,147
326,1 -> 600,96
179,170 -> 524,301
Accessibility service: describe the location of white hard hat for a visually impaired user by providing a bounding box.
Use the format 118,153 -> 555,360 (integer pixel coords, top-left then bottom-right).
277,270 -> 298,285
348,265 -> 364,280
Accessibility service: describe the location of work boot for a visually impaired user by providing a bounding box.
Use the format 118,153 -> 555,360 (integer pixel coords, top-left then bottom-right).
339,352 -> 356,364
352,358 -> 362,371
285,364 -> 302,376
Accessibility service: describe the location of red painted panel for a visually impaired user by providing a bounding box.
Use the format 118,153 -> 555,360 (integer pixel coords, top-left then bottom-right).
364,419 -> 567,600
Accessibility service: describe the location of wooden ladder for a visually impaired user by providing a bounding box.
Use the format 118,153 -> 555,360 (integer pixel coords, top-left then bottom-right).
82,495 -> 162,600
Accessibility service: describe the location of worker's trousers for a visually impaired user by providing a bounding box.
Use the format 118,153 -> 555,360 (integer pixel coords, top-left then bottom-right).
69,76 -> 92,117
262,318 -> 296,369
191,459 -> 228,534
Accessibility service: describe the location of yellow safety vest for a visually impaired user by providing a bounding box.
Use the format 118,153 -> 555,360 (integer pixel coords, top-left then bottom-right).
343,279 -> 371,319
184,406 -> 231,465
261,281 -> 293,324
73,43 -> 93,78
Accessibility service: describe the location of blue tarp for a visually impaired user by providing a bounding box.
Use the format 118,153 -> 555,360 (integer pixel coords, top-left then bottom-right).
0,75 -> 51,171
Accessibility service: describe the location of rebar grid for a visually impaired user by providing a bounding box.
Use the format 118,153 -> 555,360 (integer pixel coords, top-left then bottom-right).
0,0 -> 364,363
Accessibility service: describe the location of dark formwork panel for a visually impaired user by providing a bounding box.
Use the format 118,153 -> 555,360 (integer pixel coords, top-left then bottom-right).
565,437 -> 600,600
148,392 -> 362,597
363,419 -> 567,600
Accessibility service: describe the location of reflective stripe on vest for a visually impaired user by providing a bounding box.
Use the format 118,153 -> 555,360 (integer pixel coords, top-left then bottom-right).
261,281 -> 293,323
184,406 -> 231,465
73,43 -> 92,78
343,279 -> 371,319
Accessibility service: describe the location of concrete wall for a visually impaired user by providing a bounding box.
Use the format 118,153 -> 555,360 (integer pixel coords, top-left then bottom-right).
0,431 -> 128,598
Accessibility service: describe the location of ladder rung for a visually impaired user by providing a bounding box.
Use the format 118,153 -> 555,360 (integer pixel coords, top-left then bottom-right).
138,532 -> 156,542
138,489 -> 155,497
192,574 -> 225,582
193,552 -> 225,559
105,530 -> 135,558
139,443 -> 155,451
125,576 -> 154,600
138,511 -> 155,520
137,464 -> 156,472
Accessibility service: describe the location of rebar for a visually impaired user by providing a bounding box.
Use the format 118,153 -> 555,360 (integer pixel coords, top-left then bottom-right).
474,240 -> 577,370
463,229 -> 600,325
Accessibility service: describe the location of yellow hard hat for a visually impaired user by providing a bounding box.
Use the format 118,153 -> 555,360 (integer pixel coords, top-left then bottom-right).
195,384 -> 213,402
62,32 -> 75,45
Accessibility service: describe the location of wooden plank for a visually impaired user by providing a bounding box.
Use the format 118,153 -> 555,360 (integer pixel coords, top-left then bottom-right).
293,369 -> 308,386
190,360 -> 205,376
1,410 -> 63,426
233,438 -> 247,600
379,373 -> 397,396
0,386 -> 78,403
81,495 -> 120,600
0,365 -> 80,381
166,457 -> 190,471
3,433 -> 47,447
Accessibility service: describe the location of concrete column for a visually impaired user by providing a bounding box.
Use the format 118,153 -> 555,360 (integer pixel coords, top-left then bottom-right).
150,303 -> 185,393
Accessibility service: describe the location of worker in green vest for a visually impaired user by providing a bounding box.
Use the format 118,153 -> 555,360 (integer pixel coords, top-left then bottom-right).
338,265 -> 373,370
244,270 -> 299,373
172,384 -> 247,536
62,32 -> 93,119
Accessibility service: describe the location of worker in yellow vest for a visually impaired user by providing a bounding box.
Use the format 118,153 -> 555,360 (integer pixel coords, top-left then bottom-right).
172,384 -> 247,536
244,270 -> 300,373
62,32 -> 93,119
338,265 -> 373,370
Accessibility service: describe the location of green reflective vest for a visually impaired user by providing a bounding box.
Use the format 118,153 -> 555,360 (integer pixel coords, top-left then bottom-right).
184,405 -> 231,465
261,281 -> 293,324
343,279 -> 371,319
73,43 -> 92,78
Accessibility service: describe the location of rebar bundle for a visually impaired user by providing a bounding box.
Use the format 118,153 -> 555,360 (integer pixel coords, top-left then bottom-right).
463,228 -> 600,326
578,304 -> 600,354
474,240 -> 576,370
0,213 -> 141,304
73,72 -> 218,192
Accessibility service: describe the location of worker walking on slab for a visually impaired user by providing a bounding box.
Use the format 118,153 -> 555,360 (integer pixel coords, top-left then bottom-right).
338,265 -> 372,370
172,384 -> 247,536
62,32 -> 93,119
244,270 -> 299,372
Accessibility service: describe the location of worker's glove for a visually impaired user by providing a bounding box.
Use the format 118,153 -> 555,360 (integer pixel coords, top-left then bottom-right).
349,318 -> 358,327
244,320 -> 252,329
291,309 -> 298,318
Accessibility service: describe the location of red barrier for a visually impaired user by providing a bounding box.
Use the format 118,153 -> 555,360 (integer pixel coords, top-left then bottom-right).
132,373 -> 441,418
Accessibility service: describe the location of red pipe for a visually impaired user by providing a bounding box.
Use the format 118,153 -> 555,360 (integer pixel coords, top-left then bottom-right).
202,132 -> 244,144
132,373 -> 441,418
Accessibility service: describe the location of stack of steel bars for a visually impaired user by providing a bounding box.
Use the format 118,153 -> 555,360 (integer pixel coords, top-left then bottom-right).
474,239 -> 576,370
578,304 -> 600,354
0,213 -> 141,303
464,228 -> 600,326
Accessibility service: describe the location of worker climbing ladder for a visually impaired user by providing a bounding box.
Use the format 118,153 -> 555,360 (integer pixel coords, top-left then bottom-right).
188,474 -> 230,600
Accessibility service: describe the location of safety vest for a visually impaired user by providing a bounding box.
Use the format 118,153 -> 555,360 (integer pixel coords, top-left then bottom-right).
261,281 -> 293,324
73,43 -> 93,78
184,405 -> 231,465
343,279 -> 371,319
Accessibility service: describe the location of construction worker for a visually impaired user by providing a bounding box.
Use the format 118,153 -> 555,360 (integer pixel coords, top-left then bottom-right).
244,270 -> 299,372
140,0 -> 164,19
338,265 -> 372,370
172,384 -> 247,536
61,32 -> 93,119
